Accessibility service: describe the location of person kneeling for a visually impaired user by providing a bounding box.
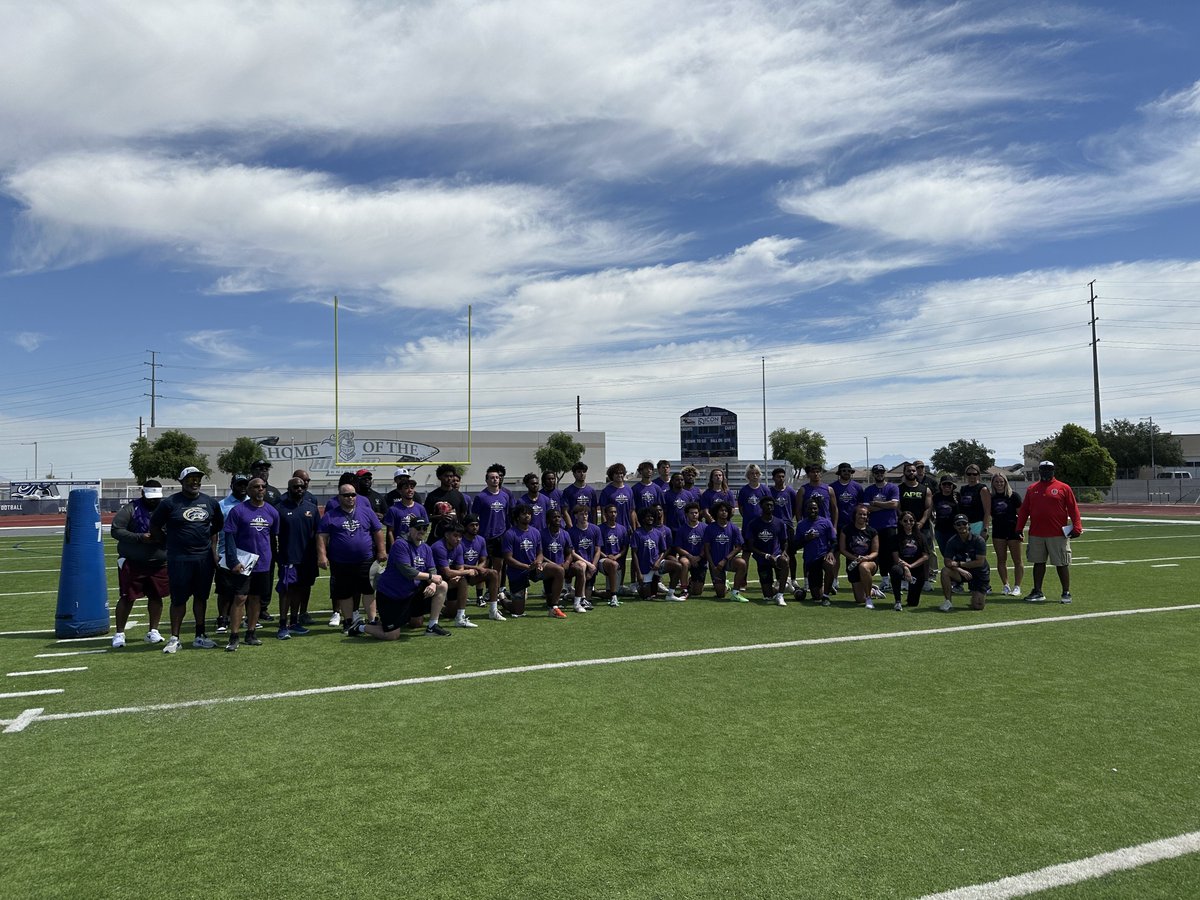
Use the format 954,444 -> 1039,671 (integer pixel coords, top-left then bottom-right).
356,519 -> 450,639
939,514 -> 990,612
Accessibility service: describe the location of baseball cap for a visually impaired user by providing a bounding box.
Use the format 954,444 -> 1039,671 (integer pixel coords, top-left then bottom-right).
940,474 -> 955,484
355,468 -> 371,477
231,473 -> 250,485
408,518 -> 430,531
871,464 -> 886,474
142,480 -> 163,499
251,458 -> 271,469
393,467 -> 411,478
179,466 -> 203,480
953,514 -> 969,526
1039,460 -> 1055,469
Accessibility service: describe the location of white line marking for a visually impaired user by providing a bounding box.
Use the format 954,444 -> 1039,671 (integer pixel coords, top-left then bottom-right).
1076,555 -> 1200,567
917,830 -> 1200,899
55,634 -> 114,643
7,666 -> 88,677
2,604 -> 1196,733
0,689 -> 64,700
0,569 -> 62,575
1150,563 -> 1179,568
35,649 -> 108,658
3,708 -> 44,734
1083,517 -> 1200,525
0,589 -> 120,597
0,628 -> 54,636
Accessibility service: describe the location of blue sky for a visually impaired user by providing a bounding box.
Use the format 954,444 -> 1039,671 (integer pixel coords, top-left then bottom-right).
3,0 -> 1200,480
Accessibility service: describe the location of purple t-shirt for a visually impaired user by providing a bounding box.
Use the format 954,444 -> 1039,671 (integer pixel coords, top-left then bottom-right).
519,493 -> 549,531
832,479 -> 865,527
223,500 -> 279,572
737,484 -> 772,524
801,482 -> 834,522
863,482 -> 900,530
461,534 -> 487,567
632,482 -> 665,512
599,484 -> 636,531
674,521 -> 707,560
770,484 -> 798,523
318,504 -> 382,564
700,488 -> 736,515
568,523 -> 602,563
663,487 -> 700,530
599,522 -> 628,556
703,521 -> 743,565
746,514 -> 787,557
540,526 -> 573,565
799,516 -> 836,563
562,483 -> 599,522
543,487 -> 564,514
383,501 -> 429,534
502,526 -> 542,568
431,538 -> 464,573
633,526 -> 669,573
376,537 -> 433,599
470,489 -> 512,539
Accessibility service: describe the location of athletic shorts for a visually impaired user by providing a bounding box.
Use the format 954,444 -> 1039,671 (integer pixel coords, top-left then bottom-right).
1027,535 -> 1071,567
846,559 -> 868,584
214,565 -> 234,597
118,560 -> 169,604
375,590 -> 413,632
507,567 -> 543,593
486,536 -> 504,558
167,555 -> 215,606
329,560 -> 375,600
228,570 -> 272,599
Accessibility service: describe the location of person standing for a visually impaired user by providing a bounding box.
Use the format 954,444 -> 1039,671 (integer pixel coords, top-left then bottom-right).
863,464 -> 900,594
317,481 -> 387,632
276,475 -> 319,636
221,477 -> 280,650
149,467 -> 223,654
1015,461 -> 1082,603
990,472 -> 1024,597
110,480 -> 168,647
250,458 -> 282,505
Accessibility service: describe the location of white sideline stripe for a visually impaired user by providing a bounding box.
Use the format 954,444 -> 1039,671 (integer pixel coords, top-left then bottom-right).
0,689 -> 63,700
35,649 -> 108,658
917,830 -> 1200,899
3,707 -> 44,734
0,628 -> 54,636
7,666 -> 88,677
1076,555 -> 1200,567
0,589 -> 119,597
0,569 -> 61,575
1084,517 -> 1200,525
1151,564 -> 1179,568
2,604 -> 1197,733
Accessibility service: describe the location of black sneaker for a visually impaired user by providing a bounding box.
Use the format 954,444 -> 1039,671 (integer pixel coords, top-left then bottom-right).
225,636 -> 239,652
299,613 -> 315,626
423,623 -> 451,637
345,621 -> 366,636
258,611 -> 275,623
819,596 -> 832,607
1026,590 -> 1046,603
244,631 -> 263,646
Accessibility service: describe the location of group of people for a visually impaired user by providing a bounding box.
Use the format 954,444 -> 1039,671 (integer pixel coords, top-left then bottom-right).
108,455 -> 1083,654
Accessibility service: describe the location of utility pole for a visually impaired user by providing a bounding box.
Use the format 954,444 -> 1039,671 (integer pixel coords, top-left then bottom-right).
138,416 -> 144,439
1088,281 -> 1102,437
576,395 -> 581,432
761,357 -> 768,465
144,350 -> 161,427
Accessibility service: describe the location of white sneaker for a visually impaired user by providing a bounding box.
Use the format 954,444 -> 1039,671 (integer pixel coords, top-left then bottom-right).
924,579 -> 935,592
112,632 -> 125,649
608,597 -> 621,607
664,589 -> 678,602
162,636 -> 180,654
351,610 -> 364,627
893,601 -> 903,612
1010,585 -> 1022,598
869,587 -> 885,600
881,578 -> 892,592
666,591 -> 685,603
774,593 -> 787,607
939,598 -> 953,612
487,609 -> 506,621
865,599 -> 876,610
1002,583 -> 1012,595
573,600 -> 588,613
454,616 -> 479,628
192,635 -> 217,649
143,628 -> 164,644
328,611 -> 342,627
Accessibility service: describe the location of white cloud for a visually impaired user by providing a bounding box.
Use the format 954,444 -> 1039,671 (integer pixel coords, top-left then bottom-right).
779,80 -> 1200,245
183,329 -> 249,363
0,0 -> 1076,172
5,152 -> 674,305
11,332 -> 48,352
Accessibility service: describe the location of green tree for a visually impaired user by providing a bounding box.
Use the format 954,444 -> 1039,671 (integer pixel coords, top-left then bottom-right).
1039,423 -> 1116,487
930,439 -> 995,475
1100,418 -> 1184,477
534,431 -> 585,479
129,430 -> 208,483
217,436 -> 266,475
768,427 -> 826,475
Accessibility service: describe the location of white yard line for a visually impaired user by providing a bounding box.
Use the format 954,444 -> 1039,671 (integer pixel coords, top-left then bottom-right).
1151,564 -> 1179,568
0,689 -> 64,700
917,830 -> 1200,899
1075,555 -> 1200,567
7,667 -> 88,677
35,649 -> 108,658
1083,517 -> 1200,525
3,707 -> 44,734
2,603 -> 1196,734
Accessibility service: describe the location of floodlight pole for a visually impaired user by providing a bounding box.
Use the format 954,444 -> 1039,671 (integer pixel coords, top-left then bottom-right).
864,436 -> 869,471
22,441 -> 37,479
1141,415 -> 1155,477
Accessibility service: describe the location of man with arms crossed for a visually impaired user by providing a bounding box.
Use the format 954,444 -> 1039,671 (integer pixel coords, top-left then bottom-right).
110,480 -> 168,647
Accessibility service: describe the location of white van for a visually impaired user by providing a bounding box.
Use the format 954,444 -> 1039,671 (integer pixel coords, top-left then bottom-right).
1157,470 -> 1193,479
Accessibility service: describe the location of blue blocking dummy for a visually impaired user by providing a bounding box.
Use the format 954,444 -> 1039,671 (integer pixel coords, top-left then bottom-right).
55,489 -> 111,638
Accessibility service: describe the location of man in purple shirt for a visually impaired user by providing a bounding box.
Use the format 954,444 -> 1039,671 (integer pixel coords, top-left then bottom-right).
702,501 -> 748,602
502,504 -> 543,618
317,482 -> 387,633
567,505 -> 602,609
221,477 -> 280,650
431,521 -> 479,629
561,461 -> 598,524
470,465 -> 513,575
353,518 -> 449,639
673,501 -> 708,599
863,464 -> 900,593
746,495 -> 790,606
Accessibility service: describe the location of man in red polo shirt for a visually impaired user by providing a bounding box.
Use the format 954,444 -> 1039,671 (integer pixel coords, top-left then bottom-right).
1015,460 -> 1082,604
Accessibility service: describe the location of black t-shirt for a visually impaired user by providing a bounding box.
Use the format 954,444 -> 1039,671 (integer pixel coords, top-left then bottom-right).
150,491 -> 223,558
841,524 -> 877,558
932,492 -> 958,532
990,491 -> 1022,533
898,482 -> 929,521
425,486 -> 470,519
957,483 -> 985,523
896,530 -> 927,564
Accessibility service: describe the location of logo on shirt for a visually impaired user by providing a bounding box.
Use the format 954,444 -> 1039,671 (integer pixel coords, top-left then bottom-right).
341,518 -> 361,534
183,507 -> 210,522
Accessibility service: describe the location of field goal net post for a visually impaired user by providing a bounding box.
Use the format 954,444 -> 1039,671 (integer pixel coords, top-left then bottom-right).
331,296 -> 472,472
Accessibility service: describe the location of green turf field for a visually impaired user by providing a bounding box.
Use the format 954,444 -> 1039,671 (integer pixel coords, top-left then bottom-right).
1,516 -> 1198,898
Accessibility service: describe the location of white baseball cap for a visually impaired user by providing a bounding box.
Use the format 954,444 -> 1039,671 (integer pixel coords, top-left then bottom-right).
393,467 -> 411,478
178,466 -> 204,480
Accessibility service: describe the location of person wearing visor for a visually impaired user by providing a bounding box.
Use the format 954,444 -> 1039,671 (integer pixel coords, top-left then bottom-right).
939,514 -> 990,612
110,480 -> 168,648
1016,460 -> 1082,604
353,518 -> 450,639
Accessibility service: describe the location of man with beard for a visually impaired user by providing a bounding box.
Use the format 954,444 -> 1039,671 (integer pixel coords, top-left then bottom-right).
863,464 -> 900,594
110,480 -> 168,648
149,467 -> 224,654
222,477 -> 280,651
275,476 -> 319,637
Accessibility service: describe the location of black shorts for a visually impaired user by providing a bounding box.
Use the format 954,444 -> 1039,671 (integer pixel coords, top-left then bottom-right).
329,560 -> 375,600
375,591 -> 413,632
228,570 -> 273,599
507,567 -> 543,593
167,555 -> 215,606
846,560 -> 871,584
992,522 -> 1020,541
486,536 -> 504,558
